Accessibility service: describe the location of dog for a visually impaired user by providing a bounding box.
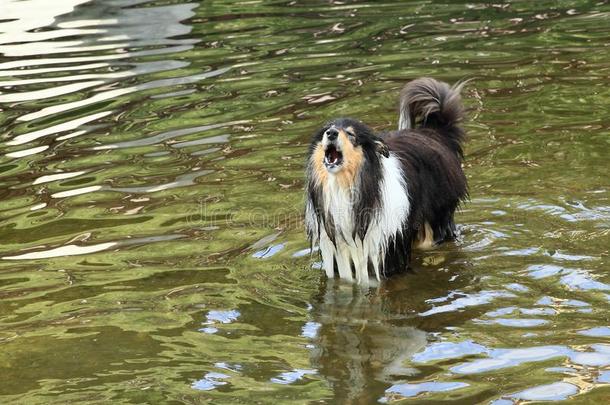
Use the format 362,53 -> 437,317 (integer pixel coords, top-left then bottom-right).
305,78 -> 468,284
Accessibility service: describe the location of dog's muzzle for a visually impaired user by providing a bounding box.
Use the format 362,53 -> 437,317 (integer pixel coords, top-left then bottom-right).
323,128 -> 344,169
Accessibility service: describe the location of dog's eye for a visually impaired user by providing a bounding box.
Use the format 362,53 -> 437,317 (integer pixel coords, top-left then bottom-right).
346,130 -> 355,138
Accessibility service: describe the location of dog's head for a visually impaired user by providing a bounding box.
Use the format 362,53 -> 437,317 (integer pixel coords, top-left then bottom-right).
307,118 -> 388,189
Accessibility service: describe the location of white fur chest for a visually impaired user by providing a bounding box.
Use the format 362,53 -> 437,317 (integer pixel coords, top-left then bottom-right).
323,175 -> 355,241
307,155 -> 410,284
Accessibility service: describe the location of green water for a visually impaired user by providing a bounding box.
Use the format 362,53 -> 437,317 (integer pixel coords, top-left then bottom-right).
1,0 -> 609,403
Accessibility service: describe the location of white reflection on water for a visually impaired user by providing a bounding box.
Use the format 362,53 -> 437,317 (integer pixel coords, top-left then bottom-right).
19,68 -> 230,122
191,372 -> 229,391
578,326 -> 610,337
5,145 -> 49,158
32,171 -> 87,185
48,169 -> 215,199
270,369 -> 316,385
0,0 -> 205,157
413,340 -> 610,376
199,309 -> 240,334
252,243 -> 285,259
420,290 -> 516,316
477,318 -> 549,327
0,1 -> 197,58
412,340 -> 488,363
0,0 -> 92,47
382,381 -> 469,401
51,185 -> 104,198
93,122 -> 239,150
510,382 -> 578,401
2,234 -> 184,260
525,264 -> 610,291
301,321 -> 321,339
599,370 -> 610,383
2,241 -> 117,260
7,111 -> 113,146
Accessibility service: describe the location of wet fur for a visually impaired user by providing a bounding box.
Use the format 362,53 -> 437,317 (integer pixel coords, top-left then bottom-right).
306,78 -> 468,282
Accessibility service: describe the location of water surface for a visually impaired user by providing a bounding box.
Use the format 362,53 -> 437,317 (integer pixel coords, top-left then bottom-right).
1,0 -> 609,403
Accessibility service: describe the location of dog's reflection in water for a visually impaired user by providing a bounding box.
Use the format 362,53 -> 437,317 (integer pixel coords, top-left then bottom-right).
308,279 -> 427,403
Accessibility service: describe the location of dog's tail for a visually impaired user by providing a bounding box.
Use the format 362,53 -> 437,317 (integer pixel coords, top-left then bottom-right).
398,77 -> 466,157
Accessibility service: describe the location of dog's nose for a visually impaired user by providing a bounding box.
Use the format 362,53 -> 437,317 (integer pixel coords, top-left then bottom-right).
325,128 -> 338,141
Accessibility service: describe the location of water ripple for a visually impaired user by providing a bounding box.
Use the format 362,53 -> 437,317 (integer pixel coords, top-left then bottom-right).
0,0 -> 609,403
2,234 -> 183,260
18,68 -> 231,122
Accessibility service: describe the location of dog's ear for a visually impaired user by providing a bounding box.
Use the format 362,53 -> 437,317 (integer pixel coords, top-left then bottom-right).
375,139 -> 389,158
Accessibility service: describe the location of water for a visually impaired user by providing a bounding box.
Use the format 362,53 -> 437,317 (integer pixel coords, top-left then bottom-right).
0,0 -> 609,403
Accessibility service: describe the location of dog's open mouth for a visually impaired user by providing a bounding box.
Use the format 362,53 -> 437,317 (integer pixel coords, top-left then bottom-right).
324,144 -> 343,168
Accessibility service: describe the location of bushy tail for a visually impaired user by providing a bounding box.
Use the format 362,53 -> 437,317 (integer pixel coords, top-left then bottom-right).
398,77 -> 467,157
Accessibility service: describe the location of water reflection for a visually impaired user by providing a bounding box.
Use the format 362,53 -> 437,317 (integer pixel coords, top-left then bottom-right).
1,0 -> 202,150
199,309 -> 240,334
192,371 -> 230,391
2,234 -> 183,260
0,0 -> 93,48
306,251 -> 610,402
309,279 -> 427,403
383,381 -> 469,401
1,0 -> 610,402
1,0 -> 197,58
511,382 -> 579,401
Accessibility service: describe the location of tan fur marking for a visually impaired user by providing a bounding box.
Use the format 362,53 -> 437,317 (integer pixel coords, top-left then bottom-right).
311,144 -> 328,187
413,221 -> 435,250
335,130 -> 363,189
311,130 -> 364,191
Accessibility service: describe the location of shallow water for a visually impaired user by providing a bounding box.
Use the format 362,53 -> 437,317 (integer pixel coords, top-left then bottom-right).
1,0 -> 609,403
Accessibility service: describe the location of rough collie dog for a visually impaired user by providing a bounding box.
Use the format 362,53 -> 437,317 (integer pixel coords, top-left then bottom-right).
305,78 -> 468,284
